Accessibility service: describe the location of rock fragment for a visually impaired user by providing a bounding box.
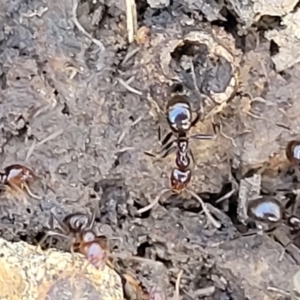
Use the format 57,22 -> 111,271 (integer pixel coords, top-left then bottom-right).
0,238 -> 123,300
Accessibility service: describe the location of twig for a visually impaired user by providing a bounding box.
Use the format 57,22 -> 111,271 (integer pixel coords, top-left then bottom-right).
25,129 -> 64,161
175,270 -> 183,300
113,147 -> 135,154
215,189 -> 235,204
186,189 -> 221,228
71,0 -> 105,51
192,286 -> 215,297
267,286 -> 290,297
137,189 -> 170,214
117,114 -> 145,145
117,78 -> 142,95
125,0 -> 137,43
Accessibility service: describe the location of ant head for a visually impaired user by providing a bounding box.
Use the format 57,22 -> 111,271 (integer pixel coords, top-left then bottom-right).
247,197 -> 283,224
166,95 -> 192,133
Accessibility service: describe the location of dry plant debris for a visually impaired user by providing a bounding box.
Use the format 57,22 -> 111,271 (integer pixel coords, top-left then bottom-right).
253,0 -> 299,17
265,9 -> 300,71
0,237 -> 123,300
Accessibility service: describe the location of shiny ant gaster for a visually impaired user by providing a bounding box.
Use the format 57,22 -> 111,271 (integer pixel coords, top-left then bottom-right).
0,164 -> 41,204
146,95 -> 214,193
39,208 -> 107,269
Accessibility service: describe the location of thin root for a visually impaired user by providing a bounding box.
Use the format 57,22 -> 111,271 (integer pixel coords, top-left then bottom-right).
186,188 -> 221,229
26,129 -> 64,161
137,188 -> 170,214
72,0 -> 105,51
22,182 -> 42,200
117,114 -> 145,146
117,78 -> 142,95
175,270 -> 183,300
267,287 -> 290,297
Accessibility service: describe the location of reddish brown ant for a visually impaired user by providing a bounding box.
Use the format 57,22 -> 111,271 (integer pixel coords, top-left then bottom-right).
0,164 -> 41,204
38,208 -> 108,269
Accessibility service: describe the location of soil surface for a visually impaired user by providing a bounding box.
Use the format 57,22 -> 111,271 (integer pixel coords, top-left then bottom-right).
1,0 -> 300,299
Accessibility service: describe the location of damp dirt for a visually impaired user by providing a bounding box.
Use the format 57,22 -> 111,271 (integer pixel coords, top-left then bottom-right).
1,0 -> 300,299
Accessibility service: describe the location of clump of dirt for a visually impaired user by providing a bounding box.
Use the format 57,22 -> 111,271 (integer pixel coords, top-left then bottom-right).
1,0 -> 300,299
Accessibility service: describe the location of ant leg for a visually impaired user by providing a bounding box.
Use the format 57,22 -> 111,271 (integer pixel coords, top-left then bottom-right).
231,225 -> 277,241
137,189 -> 171,214
36,231 -> 70,250
144,127 -> 173,158
190,133 -> 215,140
191,112 -> 200,127
50,212 -> 70,233
21,182 -> 42,200
160,131 -> 173,147
278,240 -> 294,261
189,149 -> 195,166
7,183 -> 29,205
86,202 -> 98,231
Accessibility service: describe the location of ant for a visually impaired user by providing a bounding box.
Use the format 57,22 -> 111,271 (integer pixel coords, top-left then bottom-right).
38,207 -> 108,269
40,207 -> 167,299
0,164 -> 41,204
236,197 -> 300,258
143,95 -> 220,228
146,95 -> 214,192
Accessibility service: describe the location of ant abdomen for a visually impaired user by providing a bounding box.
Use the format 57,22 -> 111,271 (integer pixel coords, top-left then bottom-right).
170,168 -> 192,193
63,213 -> 90,232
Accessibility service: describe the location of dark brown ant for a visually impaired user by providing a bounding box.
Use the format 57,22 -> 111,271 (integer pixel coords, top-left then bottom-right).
237,197 -> 300,256
38,208 -> 108,269
0,164 -> 41,204
142,95 -> 221,228
146,95 -> 214,193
